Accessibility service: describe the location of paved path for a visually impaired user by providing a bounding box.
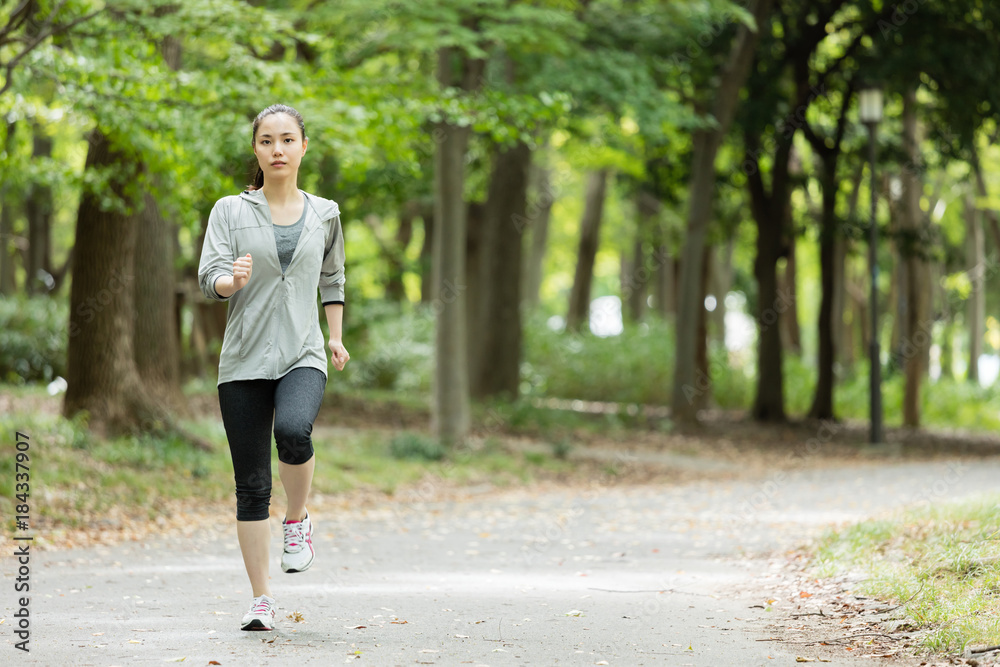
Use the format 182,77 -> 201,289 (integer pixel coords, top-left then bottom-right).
5,455 -> 999,666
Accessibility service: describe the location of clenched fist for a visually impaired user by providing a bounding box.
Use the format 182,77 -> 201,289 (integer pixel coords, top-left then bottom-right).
232,253 -> 253,291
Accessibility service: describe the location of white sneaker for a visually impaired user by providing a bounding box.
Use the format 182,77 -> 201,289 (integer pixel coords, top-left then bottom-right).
241,594 -> 276,631
281,513 -> 315,573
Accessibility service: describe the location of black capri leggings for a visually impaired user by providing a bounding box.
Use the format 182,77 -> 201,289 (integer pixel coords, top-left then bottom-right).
218,367 -> 326,521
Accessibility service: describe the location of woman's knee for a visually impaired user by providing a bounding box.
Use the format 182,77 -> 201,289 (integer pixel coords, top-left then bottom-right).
274,420 -> 314,464
234,473 -> 271,521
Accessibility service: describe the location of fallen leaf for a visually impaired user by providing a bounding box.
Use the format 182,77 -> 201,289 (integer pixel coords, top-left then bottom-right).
344,625 -> 366,629
92,632 -> 104,636
128,639 -> 141,644
799,592 -> 813,598
391,620 -> 408,624
565,610 -> 584,617
209,662 -> 221,666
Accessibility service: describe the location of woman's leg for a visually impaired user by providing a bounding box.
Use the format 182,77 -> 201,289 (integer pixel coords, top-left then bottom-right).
219,379 -> 277,597
273,367 -> 327,521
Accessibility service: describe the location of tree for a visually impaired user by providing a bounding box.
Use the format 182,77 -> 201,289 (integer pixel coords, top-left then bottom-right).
566,169 -> 609,331
431,43 -> 478,445
671,0 -> 773,424
0,0 -> 103,98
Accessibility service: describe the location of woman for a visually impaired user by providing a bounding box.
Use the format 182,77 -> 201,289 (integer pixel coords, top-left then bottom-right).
197,104 -> 349,631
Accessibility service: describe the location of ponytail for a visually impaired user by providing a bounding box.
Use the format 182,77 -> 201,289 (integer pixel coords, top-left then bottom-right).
248,165 -> 264,191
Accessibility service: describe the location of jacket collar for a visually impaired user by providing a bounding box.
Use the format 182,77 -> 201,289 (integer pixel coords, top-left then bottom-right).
239,188 -> 339,221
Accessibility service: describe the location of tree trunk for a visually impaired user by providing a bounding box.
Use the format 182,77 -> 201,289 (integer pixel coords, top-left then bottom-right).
901,87 -> 929,427
25,123 -> 54,294
809,152 -> 839,419
780,241 -> 801,357
694,244 -> 712,412
419,202 -> 434,303
523,165 -> 554,309
652,231 -> 675,318
710,240 -> 733,349
464,200 -> 485,382
966,192 -> 985,384
0,120 -> 18,296
431,46 -> 473,445
385,203 -> 416,302
130,15 -> 184,410
836,166 -> 864,373
64,129 -> 149,434
623,190 -> 657,323
470,141 -> 531,400
132,190 -> 184,413
970,144 -> 1000,256
746,128 -> 793,423
566,170 -> 609,332
672,0 -> 773,424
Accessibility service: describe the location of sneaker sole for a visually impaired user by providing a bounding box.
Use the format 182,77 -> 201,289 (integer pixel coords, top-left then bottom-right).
281,549 -> 314,573
241,619 -> 274,631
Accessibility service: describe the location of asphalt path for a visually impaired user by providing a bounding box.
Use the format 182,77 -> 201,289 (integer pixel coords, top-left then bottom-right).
5,455 -> 1000,666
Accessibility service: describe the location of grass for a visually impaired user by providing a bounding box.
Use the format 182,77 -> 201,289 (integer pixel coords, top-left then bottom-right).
812,494 -> 1000,653
0,395 -> 576,532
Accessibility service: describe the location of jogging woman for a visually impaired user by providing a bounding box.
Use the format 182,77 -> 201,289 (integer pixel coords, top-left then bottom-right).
197,104 -> 348,631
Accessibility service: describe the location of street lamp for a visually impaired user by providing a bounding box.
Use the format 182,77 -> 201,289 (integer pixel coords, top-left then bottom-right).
859,83 -> 884,444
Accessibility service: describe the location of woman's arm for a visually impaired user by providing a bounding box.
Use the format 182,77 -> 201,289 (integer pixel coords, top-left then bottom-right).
324,303 -> 349,371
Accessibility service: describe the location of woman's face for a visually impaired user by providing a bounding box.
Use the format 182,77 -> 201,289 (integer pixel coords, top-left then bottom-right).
252,113 -> 307,181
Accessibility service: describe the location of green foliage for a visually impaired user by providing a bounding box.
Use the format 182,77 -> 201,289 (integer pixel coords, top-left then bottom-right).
342,301 -> 434,392
523,314 -> 676,405
388,431 -> 446,461
0,295 -> 67,383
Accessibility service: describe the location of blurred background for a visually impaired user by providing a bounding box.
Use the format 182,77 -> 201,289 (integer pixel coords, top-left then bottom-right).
3,0 -> 1000,446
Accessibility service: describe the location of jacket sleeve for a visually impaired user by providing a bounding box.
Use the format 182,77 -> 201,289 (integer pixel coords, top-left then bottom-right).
197,199 -> 234,301
319,212 -> 346,305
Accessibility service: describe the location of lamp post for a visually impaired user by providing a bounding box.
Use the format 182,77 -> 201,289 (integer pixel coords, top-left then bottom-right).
859,84 -> 884,444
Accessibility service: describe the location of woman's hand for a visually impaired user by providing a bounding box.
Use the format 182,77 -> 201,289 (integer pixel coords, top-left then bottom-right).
329,338 -> 350,371
232,253 -> 253,291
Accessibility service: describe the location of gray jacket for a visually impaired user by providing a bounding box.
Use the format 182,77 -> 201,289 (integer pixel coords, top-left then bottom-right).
197,188 -> 346,385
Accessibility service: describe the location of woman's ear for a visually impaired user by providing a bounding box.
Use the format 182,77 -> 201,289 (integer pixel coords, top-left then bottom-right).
302,137 -> 308,155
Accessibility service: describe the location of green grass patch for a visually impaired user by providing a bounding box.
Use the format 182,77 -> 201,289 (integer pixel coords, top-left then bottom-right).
0,398 -> 575,530
812,494 -> 1000,653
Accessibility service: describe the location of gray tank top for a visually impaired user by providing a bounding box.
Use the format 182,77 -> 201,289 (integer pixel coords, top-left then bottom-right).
273,207 -> 306,273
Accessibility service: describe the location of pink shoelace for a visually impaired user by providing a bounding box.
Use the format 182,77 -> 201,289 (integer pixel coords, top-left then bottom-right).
284,521 -> 305,550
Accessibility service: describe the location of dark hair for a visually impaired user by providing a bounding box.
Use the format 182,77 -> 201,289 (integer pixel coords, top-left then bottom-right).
247,104 -> 307,191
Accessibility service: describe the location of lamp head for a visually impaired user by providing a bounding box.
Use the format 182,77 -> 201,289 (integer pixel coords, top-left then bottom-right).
858,83 -> 884,125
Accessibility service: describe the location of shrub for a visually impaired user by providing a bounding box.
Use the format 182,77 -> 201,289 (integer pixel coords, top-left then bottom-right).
0,294 -> 67,384
388,431 -> 445,461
